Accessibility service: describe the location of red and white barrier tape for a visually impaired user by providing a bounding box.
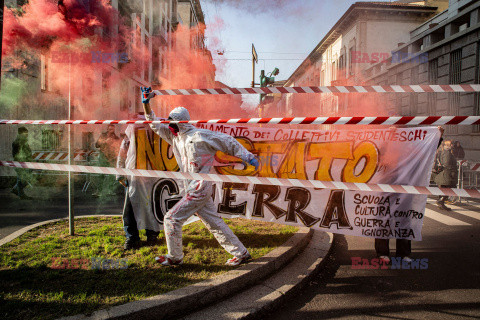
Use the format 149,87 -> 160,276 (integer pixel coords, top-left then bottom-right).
2,161 -> 479,199
32,151 -> 99,161
149,84 -> 480,96
2,115 -> 480,126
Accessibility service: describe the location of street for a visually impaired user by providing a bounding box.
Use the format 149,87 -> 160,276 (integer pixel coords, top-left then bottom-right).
265,199 -> 480,320
0,185 -> 123,240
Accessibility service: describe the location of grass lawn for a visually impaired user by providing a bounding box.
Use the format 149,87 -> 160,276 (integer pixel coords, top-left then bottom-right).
0,216 -> 297,320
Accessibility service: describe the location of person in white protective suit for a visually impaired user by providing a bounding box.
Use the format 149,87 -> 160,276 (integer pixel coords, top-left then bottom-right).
116,114 -> 162,250
141,87 -> 260,266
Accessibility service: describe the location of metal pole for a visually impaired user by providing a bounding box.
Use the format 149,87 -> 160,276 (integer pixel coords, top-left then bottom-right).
68,56 -> 74,235
252,57 -> 255,88
0,0 -> 4,89
457,162 -> 463,204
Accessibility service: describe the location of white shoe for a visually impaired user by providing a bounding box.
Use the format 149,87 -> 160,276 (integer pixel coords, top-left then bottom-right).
379,256 -> 391,264
226,251 -> 251,266
155,255 -> 183,266
402,256 -> 413,263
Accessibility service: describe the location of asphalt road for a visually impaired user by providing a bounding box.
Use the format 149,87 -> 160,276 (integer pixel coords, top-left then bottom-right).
0,185 -> 124,240
264,199 -> 480,320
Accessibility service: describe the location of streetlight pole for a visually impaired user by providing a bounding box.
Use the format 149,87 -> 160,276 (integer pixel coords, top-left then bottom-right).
68,55 -> 74,235
0,0 -> 5,89
251,43 -> 258,88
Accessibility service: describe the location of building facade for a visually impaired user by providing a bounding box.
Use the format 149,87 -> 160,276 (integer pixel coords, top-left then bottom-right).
365,0 -> 480,158
280,1 -> 444,118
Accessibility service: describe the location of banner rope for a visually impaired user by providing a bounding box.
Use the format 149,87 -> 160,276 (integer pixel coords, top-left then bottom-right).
148,84 -> 480,96
1,161 -> 479,199
2,116 -> 480,126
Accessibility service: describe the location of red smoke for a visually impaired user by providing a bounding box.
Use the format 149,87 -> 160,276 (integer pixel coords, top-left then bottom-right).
2,0 -> 244,121
150,23 -> 247,119
2,0 -> 145,120
2,0 -> 116,57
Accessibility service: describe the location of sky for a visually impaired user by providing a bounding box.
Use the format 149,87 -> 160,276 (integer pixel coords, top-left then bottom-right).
201,0 -> 381,108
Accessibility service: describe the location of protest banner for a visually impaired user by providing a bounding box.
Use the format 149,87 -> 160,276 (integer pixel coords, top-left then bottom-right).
129,123 -> 439,241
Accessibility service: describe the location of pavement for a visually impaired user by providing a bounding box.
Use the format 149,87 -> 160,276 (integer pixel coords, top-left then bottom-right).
263,199 -> 480,320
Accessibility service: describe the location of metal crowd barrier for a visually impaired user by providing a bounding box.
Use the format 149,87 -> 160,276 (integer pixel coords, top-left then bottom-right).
31,150 -> 100,192
455,160 -> 480,204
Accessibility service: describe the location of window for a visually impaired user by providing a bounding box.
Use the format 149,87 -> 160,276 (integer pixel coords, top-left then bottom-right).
152,45 -> 160,84
338,55 -> 345,79
42,130 -> 60,150
428,59 -> 438,115
145,14 -> 150,34
450,49 -> 462,84
410,66 -> 419,115
82,132 -> 94,150
395,72 -> 402,112
475,41 -> 480,132
332,61 -> 336,81
449,49 -> 462,134
102,70 -> 111,109
120,81 -> 129,111
135,86 -> 142,113
144,35 -> 150,82
41,54 -> 48,91
349,46 -> 355,76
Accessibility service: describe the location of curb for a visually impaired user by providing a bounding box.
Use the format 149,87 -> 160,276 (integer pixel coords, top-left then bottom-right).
57,227 -> 313,320
0,215 -> 121,247
244,230 -> 334,319
182,230 -> 334,320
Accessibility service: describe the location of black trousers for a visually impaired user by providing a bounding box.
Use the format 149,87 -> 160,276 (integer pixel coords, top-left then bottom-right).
437,184 -> 457,203
123,191 -> 159,241
375,238 -> 411,258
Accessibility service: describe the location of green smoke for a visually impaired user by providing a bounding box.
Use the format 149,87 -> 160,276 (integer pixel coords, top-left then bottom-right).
0,76 -> 28,110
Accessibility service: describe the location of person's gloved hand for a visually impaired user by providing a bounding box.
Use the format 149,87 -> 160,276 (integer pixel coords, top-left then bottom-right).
116,175 -> 128,188
248,157 -> 260,171
141,87 -> 153,104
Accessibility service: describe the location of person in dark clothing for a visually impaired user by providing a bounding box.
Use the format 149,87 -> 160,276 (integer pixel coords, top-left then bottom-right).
12,127 -> 33,199
95,124 -> 121,165
375,126 -> 444,264
451,141 -> 465,160
116,118 -> 161,250
434,139 -> 457,211
94,124 -> 122,197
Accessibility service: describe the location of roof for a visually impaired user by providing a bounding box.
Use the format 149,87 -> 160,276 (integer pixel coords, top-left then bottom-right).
366,1 -> 431,7
285,1 -> 438,85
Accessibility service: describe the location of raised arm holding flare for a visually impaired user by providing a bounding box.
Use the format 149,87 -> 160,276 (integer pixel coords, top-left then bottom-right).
140,87 -> 259,266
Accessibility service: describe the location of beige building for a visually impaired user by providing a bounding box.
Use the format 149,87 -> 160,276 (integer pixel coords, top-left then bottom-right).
366,0 -> 480,158
280,1 -> 444,118
176,0 -> 214,86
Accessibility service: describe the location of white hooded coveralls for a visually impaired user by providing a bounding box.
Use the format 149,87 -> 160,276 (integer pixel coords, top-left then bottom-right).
146,107 -> 255,261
